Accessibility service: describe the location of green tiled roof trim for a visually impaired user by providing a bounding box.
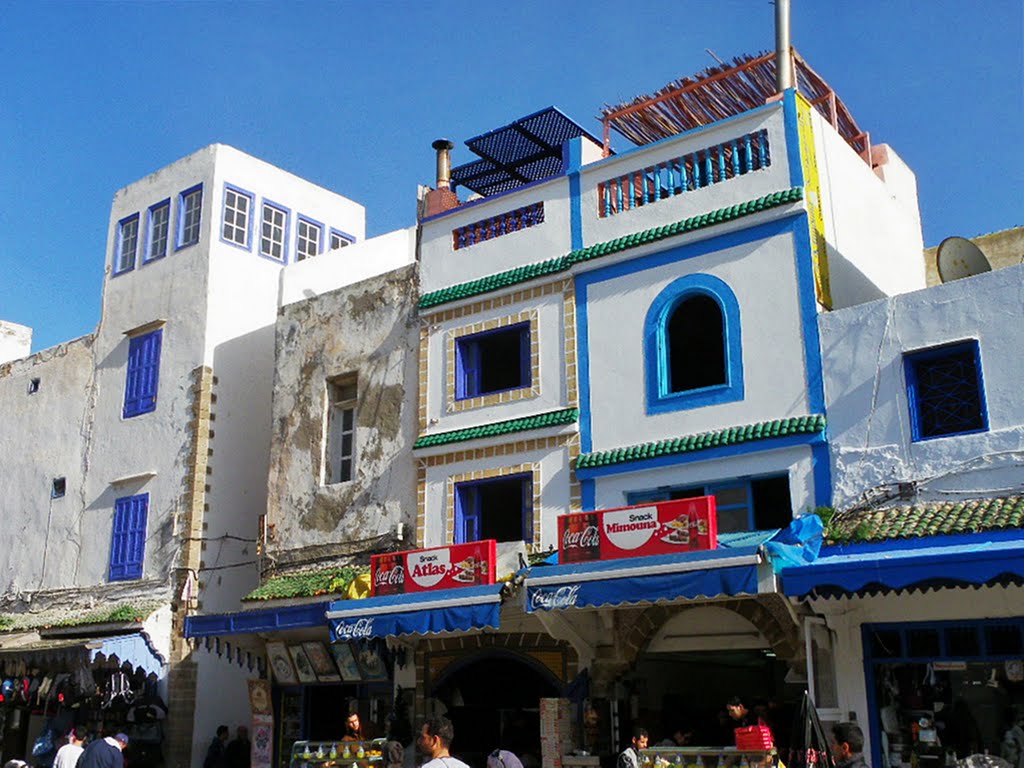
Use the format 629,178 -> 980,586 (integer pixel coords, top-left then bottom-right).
243,565 -> 367,602
0,603 -> 155,632
826,496 -> 1024,544
413,407 -> 579,449
419,187 -> 804,309
576,415 -> 826,470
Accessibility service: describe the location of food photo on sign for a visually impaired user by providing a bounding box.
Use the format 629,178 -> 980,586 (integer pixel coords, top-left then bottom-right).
370,540 -> 496,595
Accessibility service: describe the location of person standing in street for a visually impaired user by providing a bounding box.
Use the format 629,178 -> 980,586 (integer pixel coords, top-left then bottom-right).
205,725 -> 230,768
77,732 -> 128,768
831,723 -> 870,768
416,716 -> 471,768
226,725 -> 251,768
617,727 -> 649,768
52,726 -> 86,768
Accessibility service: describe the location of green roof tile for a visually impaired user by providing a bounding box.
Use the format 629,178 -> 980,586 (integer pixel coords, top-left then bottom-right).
243,565 -> 367,602
413,408 -> 579,449
0,603 -> 158,633
419,187 -> 804,310
826,496 -> 1024,544
575,414 -> 825,470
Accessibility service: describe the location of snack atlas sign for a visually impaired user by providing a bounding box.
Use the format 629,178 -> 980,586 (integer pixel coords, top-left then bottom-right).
370,540 -> 497,595
558,496 -> 717,563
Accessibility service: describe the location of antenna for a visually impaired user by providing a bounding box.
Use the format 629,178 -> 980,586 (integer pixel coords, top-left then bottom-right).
936,236 -> 992,283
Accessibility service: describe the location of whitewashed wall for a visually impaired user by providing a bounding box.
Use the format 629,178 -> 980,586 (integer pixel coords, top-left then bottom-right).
820,264 -> 1024,509
0,321 -> 32,364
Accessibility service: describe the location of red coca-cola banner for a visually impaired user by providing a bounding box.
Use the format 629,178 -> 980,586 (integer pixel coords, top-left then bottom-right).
558,497 -> 717,563
371,540 -> 497,596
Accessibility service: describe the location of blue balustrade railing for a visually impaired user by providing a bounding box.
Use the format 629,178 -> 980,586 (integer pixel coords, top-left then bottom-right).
597,129 -> 771,218
452,202 -> 545,250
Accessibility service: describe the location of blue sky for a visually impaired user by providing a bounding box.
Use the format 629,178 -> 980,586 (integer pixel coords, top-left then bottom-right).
2,1 -> 1021,352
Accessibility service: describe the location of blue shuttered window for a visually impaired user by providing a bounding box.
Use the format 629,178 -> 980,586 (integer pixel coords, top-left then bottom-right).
110,493 -> 148,581
123,329 -> 162,418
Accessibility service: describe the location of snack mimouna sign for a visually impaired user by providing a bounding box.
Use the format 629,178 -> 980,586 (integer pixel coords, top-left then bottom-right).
371,539 -> 497,595
558,496 -> 718,563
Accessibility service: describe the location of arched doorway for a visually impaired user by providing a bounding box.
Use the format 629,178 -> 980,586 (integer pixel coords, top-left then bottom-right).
432,652 -> 561,768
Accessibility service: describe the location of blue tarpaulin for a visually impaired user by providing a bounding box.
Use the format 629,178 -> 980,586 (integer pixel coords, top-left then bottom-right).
326,583 -> 504,641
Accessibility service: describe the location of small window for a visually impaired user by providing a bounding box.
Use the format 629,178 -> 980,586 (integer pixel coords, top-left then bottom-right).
109,493 -> 148,581
667,295 -> 726,391
115,213 -> 140,274
28,378 -> 40,394
326,376 -> 357,484
296,216 -> 322,261
455,473 -> 533,544
455,322 -> 530,400
51,477 -> 66,499
177,184 -> 203,249
145,200 -> 171,263
124,329 -> 163,418
222,185 -> 253,248
904,340 -> 987,440
329,229 -> 354,251
260,202 -> 288,262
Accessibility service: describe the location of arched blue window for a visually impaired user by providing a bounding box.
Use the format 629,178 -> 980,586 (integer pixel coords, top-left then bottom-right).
644,273 -> 744,413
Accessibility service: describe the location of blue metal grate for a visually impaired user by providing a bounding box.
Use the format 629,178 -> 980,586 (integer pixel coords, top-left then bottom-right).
905,340 -> 988,440
451,107 -> 603,198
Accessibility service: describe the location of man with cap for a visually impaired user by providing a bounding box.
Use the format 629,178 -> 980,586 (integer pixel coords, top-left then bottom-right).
77,732 -> 128,768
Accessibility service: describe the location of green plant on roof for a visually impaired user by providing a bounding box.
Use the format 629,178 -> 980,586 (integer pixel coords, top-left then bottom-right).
244,565 -> 368,601
0,616 -> 13,631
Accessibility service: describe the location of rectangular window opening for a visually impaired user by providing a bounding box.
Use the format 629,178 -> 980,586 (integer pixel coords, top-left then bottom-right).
455,322 -> 531,400
260,203 -> 287,262
905,340 -> 988,440
329,230 -> 354,251
109,493 -> 148,581
296,216 -> 322,261
222,185 -> 252,248
177,185 -> 203,249
123,329 -> 163,418
455,473 -> 533,544
51,477 -> 66,499
146,200 -> 170,262
28,378 -> 40,394
326,375 -> 357,484
115,214 -> 140,274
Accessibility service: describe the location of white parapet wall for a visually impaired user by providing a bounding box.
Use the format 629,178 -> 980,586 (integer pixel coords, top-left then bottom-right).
0,320 -> 32,365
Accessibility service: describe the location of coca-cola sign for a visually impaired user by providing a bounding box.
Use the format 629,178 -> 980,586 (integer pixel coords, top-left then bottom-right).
529,584 -> 581,611
557,497 -> 718,563
332,617 -> 374,641
371,540 -> 497,595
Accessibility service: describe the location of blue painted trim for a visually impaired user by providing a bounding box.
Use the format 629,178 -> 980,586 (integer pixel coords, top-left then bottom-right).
643,273 -> 744,413
904,338 -> 989,441
782,89 -> 804,189
575,430 -> 825,480
575,215 -> 802,453
219,182 -> 255,252
113,212 -> 140,276
295,213 -> 325,260
454,321 -> 531,400
257,198 -> 291,265
329,227 -> 356,251
175,183 -> 203,251
580,478 -> 596,510
143,199 -> 171,265
453,472 -> 533,544
791,219 -> 827,415
564,137 -> 584,250
185,601 -> 332,637
810,440 -> 832,509
123,328 -> 162,419
109,492 -> 148,582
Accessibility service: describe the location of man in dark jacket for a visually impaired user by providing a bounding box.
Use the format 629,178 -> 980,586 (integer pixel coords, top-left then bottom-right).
226,726 -> 251,768
832,722 -> 870,768
78,732 -> 128,768
205,725 -> 230,768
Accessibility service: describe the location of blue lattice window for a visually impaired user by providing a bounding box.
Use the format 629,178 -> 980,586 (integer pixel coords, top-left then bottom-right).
904,340 -> 988,441
110,493 -> 148,581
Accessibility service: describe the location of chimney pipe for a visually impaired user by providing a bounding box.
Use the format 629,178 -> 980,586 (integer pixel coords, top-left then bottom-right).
775,0 -> 793,92
432,139 -> 455,190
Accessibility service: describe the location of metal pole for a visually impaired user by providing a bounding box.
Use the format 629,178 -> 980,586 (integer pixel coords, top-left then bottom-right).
776,0 -> 793,91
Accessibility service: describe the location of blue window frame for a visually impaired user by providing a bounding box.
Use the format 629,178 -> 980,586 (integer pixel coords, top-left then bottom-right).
329,228 -> 355,251
144,199 -> 171,263
627,473 -> 792,533
454,473 -> 533,544
644,273 -> 744,414
221,183 -> 254,250
114,213 -> 140,275
455,322 -> 531,400
110,493 -> 148,581
904,339 -> 988,441
295,215 -> 323,261
176,184 -> 203,250
123,329 -> 162,418
259,200 -> 290,263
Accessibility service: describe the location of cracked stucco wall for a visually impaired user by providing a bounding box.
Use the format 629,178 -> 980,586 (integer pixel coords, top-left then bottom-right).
820,262 -> 1024,508
266,263 -> 420,567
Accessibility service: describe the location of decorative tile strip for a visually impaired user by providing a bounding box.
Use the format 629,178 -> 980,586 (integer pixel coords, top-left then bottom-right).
598,129 -> 771,218
414,407 -> 579,449
453,202 -> 545,250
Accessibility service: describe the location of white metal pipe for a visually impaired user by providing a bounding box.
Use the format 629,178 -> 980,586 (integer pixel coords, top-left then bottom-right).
776,0 -> 793,91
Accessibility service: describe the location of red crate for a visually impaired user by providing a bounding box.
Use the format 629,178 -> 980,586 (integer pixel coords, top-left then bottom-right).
734,726 -> 774,750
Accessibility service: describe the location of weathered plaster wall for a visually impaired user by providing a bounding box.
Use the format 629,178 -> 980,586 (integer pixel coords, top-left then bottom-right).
819,263 -> 1024,509
266,263 -> 420,562
0,321 -> 32,364
811,109 -> 926,309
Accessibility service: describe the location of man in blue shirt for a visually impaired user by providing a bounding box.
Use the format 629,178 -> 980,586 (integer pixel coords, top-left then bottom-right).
78,732 -> 128,768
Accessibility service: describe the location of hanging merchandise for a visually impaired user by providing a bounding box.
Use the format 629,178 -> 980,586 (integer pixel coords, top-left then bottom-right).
787,692 -> 836,768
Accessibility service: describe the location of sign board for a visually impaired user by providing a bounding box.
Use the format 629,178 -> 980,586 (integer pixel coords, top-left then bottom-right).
371,539 -> 497,595
558,496 -> 717,563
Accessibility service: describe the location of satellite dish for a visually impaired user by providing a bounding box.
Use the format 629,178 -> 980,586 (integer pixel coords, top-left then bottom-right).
936,236 -> 992,283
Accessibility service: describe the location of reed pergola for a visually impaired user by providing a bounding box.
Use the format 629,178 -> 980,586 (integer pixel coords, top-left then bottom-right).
600,49 -> 871,164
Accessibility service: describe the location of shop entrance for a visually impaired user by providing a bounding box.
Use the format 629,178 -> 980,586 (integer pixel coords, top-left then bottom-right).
432,652 -> 562,768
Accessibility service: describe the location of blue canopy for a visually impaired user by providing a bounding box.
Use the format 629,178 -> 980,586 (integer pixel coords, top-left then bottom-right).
327,583 -> 504,641
781,530 -> 1024,597
524,531 -> 777,612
